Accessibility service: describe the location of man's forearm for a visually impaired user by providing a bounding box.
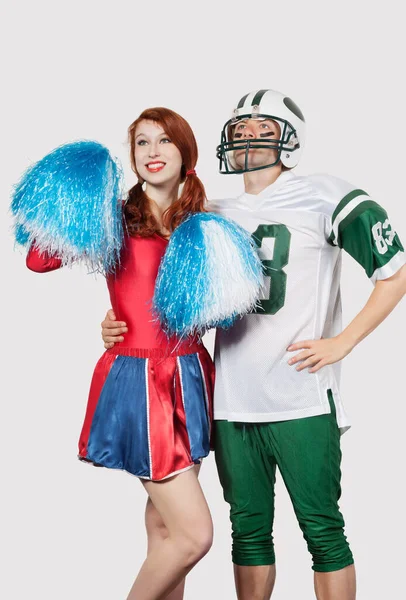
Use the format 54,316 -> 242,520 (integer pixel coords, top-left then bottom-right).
338,265 -> 406,350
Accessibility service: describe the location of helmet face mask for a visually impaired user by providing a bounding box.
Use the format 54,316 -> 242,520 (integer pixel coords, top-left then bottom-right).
217,90 -> 305,174
218,114 -> 299,174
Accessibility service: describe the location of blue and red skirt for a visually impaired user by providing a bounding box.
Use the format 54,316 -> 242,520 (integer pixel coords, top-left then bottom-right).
78,343 -> 214,481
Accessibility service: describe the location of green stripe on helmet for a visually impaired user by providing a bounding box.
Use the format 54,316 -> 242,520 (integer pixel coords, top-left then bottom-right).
251,89 -> 268,106
237,93 -> 250,109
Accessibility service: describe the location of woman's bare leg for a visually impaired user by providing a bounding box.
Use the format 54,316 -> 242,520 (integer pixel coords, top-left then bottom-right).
143,465 -> 201,600
127,466 -> 212,600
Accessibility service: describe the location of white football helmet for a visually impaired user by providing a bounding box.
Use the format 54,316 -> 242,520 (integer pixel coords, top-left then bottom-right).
217,89 -> 305,174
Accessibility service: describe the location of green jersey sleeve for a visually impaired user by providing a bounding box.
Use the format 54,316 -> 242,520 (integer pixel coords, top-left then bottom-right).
327,188 -> 405,282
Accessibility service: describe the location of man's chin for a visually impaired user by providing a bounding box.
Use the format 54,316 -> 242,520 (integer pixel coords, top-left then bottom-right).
233,151 -> 275,171
234,160 -> 269,171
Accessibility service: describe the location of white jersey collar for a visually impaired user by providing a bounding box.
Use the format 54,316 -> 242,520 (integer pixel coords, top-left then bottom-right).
239,170 -> 296,208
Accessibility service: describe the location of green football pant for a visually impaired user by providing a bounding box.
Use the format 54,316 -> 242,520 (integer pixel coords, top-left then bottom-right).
214,391 -> 354,572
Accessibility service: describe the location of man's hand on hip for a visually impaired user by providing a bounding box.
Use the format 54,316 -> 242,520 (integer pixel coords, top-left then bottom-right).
101,309 -> 128,349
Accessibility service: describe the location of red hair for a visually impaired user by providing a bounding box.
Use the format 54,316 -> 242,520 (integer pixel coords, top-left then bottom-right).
124,107 -> 207,237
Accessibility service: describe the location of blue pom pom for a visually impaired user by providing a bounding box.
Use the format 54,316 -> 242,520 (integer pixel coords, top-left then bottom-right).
14,223 -> 30,246
11,140 -> 124,273
153,212 -> 263,337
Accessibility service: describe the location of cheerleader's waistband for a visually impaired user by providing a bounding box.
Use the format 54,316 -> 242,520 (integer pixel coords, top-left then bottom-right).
105,340 -> 204,359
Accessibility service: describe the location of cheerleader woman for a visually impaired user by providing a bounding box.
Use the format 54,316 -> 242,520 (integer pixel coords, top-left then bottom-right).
25,108 -> 217,600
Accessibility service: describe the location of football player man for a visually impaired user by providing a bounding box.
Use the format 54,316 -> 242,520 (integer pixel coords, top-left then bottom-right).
101,89 -> 406,600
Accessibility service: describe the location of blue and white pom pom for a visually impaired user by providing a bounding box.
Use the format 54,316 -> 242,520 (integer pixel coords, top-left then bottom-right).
11,140 -> 124,273
153,212 -> 264,337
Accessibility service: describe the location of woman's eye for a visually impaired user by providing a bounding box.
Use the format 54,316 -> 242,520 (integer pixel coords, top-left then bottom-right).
160,137 -> 171,143
137,140 -> 147,146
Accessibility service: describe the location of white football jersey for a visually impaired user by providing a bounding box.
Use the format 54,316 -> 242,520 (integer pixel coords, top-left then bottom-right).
210,171 -> 405,431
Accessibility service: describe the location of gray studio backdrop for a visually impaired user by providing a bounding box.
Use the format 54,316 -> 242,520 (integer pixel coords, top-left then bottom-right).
1,1 -> 405,598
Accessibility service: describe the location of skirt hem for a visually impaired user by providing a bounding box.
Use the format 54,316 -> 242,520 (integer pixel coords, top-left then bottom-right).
78,454 -> 206,481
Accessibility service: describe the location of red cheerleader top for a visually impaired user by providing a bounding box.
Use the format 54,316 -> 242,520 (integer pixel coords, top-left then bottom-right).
26,234 -> 199,354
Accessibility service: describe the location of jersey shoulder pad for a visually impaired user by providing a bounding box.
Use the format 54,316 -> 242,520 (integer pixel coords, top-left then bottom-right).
306,173 -> 364,217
